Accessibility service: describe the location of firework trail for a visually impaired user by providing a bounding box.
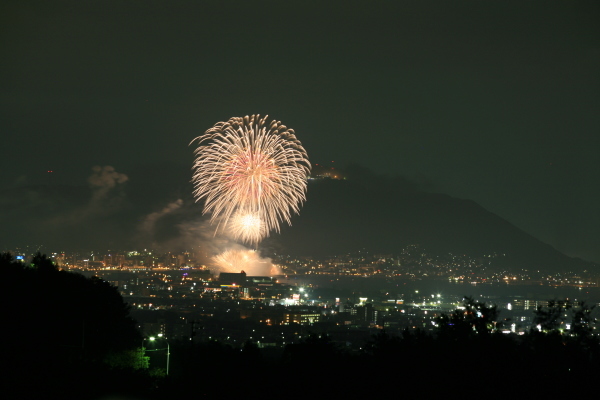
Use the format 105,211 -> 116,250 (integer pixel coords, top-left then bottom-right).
191,115 -> 310,245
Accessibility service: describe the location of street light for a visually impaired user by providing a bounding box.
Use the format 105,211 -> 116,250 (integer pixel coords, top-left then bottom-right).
147,334 -> 170,375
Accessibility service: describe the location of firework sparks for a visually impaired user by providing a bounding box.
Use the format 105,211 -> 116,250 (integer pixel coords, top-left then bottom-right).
228,211 -> 266,245
191,115 -> 310,245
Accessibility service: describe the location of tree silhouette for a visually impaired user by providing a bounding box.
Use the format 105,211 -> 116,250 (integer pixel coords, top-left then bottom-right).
30,250 -> 58,272
436,296 -> 501,338
2,251 -> 143,399
570,301 -> 596,339
533,299 -> 570,332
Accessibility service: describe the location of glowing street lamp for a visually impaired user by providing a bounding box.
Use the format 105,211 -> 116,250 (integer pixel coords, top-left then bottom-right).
147,334 -> 170,375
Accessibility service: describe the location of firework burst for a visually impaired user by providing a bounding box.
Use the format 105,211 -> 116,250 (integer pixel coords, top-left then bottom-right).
228,211 -> 266,245
191,115 -> 310,245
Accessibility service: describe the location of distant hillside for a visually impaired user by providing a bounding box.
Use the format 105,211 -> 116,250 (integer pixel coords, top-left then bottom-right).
269,168 -> 596,274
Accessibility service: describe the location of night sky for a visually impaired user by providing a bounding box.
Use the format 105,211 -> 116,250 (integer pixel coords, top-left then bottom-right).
1,1 -> 599,262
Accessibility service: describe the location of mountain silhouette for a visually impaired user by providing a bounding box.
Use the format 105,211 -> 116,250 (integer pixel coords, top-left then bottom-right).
269,167 -> 595,274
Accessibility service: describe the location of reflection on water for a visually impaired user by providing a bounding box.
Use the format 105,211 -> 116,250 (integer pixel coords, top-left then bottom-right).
281,275 -> 600,302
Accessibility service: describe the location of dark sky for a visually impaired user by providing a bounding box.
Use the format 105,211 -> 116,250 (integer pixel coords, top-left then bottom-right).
1,1 -> 599,261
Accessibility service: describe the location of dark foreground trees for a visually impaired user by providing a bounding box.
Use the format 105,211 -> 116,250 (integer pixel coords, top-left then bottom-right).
4,255 -> 600,399
430,297 -> 600,396
1,252 -> 149,400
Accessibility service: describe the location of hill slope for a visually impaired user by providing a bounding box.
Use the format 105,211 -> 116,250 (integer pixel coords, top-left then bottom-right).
269,171 -> 595,274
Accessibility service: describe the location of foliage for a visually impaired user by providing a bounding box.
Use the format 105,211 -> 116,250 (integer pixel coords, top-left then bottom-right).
435,295 -> 501,338
570,301 -> 596,339
1,251 -> 153,399
105,347 -> 150,370
533,299 -> 571,332
31,250 -> 58,272
2,252 -> 140,363
282,332 -> 340,364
